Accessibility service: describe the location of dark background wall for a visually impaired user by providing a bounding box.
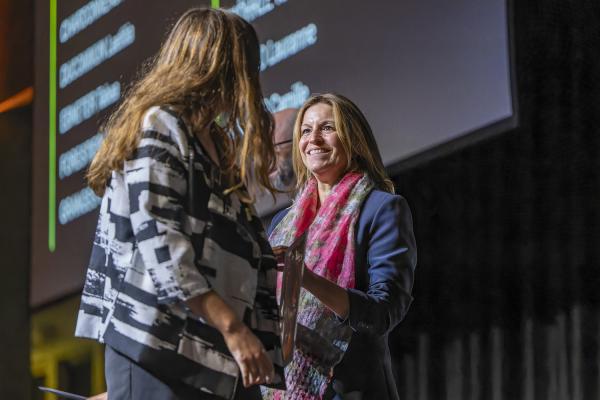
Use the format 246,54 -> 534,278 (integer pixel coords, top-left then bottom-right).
1,0 -> 598,398
0,106 -> 32,399
0,0 -> 33,399
389,1 -> 600,398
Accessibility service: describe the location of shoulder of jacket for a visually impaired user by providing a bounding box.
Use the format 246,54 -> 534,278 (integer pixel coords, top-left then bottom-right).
364,189 -> 404,208
141,106 -> 190,150
358,190 -> 406,229
141,105 -> 172,125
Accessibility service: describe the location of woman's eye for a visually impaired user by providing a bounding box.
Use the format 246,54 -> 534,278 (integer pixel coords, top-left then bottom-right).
322,125 -> 334,131
301,128 -> 311,135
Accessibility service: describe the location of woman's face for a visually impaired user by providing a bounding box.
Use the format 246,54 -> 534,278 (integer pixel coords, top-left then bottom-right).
299,103 -> 348,185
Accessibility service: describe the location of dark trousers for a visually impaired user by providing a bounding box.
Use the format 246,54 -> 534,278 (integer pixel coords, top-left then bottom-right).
105,346 -> 261,400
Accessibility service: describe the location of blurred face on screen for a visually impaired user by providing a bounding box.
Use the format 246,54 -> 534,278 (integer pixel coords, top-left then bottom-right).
299,103 -> 348,185
270,108 -> 298,190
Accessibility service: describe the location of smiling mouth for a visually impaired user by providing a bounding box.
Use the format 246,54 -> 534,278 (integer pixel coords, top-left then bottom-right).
307,148 -> 330,155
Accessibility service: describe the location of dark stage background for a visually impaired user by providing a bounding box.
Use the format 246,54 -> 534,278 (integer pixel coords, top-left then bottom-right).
0,0 -> 599,398
388,1 -> 600,399
30,0 -> 514,307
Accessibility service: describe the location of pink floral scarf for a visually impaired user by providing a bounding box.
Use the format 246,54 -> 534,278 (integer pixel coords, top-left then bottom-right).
262,172 -> 373,400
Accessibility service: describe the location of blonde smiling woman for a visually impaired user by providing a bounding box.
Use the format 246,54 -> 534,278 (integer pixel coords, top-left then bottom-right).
263,93 -> 417,400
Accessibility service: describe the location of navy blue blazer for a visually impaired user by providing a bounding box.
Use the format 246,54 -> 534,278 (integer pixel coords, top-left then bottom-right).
268,189 -> 417,400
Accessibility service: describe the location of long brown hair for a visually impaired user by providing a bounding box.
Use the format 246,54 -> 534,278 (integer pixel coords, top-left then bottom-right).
87,8 -> 275,198
292,93 -> 395,193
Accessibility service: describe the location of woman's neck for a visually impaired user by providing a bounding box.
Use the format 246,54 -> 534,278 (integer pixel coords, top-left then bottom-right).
315,170 -> 353,204
314,166 -> 350,204
317,180 -> 335,204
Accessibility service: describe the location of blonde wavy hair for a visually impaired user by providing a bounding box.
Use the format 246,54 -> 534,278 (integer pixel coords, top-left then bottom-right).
87,8 -> 275,198
292,93 -> 395,193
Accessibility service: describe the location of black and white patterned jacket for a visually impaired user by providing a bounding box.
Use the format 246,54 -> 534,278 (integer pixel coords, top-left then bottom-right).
75,106 -> 284,397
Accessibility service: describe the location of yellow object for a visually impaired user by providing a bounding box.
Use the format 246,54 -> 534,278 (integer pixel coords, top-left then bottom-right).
31,296 -> 105,399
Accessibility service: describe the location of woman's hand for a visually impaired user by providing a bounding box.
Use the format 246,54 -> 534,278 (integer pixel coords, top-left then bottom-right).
185,291 -> 274,388
87,393 -> 107,400
222,321 -> 275,388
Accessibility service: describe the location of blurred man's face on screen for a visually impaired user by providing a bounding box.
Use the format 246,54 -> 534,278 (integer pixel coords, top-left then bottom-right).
271,108 -> 298,190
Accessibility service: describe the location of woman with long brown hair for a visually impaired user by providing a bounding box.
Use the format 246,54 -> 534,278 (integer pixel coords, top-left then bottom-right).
76,8 -> 283,400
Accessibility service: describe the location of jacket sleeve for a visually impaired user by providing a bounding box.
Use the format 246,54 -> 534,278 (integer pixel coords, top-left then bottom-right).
345,195 -> 417,336
124,107 -> 211,304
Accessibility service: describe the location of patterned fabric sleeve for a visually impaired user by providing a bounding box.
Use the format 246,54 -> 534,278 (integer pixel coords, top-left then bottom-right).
124,107 -> 211,304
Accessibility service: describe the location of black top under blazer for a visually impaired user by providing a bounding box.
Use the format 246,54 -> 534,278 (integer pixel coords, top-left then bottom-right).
269,189 -> 417,400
